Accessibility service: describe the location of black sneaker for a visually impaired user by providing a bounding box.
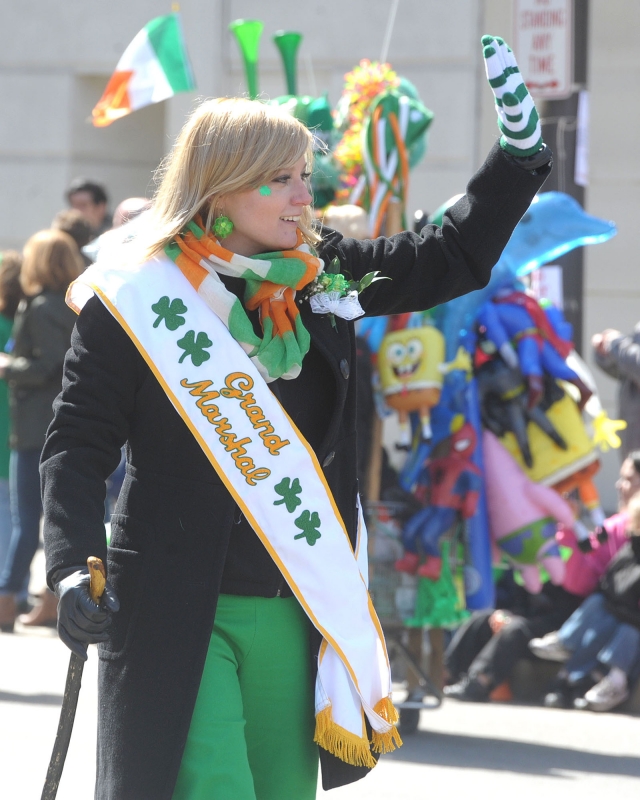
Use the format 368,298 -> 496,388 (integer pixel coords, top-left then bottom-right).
544,688 -> 572,708
443,676 -> 490,702
544,674 -> 594,708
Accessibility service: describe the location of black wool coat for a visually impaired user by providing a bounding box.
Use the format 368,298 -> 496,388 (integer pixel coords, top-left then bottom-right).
42,143 -> 550,799
5,290 -> 77,450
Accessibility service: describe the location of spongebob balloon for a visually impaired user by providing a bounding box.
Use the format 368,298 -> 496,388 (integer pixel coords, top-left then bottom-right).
379,325 -> 446,446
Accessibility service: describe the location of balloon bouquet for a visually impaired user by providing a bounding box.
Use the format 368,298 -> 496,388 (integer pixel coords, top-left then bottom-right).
228,20 -> 625,631
392,191 -> 621,619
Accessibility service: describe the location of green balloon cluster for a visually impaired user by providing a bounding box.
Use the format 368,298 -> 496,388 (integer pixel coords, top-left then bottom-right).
228,19 -> 433,211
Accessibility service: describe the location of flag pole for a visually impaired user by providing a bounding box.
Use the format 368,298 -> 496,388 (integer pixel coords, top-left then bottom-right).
380,0 -> 400,63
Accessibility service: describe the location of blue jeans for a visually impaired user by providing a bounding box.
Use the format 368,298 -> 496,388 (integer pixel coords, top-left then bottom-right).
0,478 -> 12,572
0,477 -> 29,600
0,450 -> 42,595
558,592 -> 640,682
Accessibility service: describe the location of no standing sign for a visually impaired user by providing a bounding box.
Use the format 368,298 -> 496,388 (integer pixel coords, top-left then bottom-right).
513,0 -> 574,100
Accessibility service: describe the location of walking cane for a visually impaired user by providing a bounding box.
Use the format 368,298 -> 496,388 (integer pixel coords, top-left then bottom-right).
41,557 -> 106,800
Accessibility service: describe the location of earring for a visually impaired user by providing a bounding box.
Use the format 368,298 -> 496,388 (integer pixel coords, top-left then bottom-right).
213,215 -> 234,239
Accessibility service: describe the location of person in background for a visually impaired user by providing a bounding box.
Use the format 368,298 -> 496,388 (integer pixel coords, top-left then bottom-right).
553,452 -> 640,603
521,453 -> 640,707
82,196 -> 152,265
112,197 -> 152,229
592,324 -> 640,458
0,252 -> 26,610
531,489 -> 640,712
442,544 -> 587,703
52,208 -> 94,267
66,177 -> 112,239
83,197 -> 153,513
0,230 -> 83,631
444,455 -> 640,704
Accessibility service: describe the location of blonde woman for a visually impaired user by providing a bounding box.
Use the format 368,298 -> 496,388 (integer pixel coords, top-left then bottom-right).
43,38 -> 551,800
0,230 -> 83,631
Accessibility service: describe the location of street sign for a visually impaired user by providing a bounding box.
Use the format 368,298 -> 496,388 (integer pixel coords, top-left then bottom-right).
513,0 -> 573,99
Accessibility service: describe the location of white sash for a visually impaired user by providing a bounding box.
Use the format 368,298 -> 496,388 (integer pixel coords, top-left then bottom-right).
68,256 -> 401,767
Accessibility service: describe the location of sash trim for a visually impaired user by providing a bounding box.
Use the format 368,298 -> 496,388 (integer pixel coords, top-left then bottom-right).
314,704 -> 377,768
371,697 -> 403,753
314,698 -> 402,766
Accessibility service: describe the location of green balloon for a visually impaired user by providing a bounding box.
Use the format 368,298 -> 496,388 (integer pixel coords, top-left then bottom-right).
311,152 -> 339,208
269,93 -> 334,136
307,94 -> 334,134
363,89 -> 433,179
399,78 -> 434,168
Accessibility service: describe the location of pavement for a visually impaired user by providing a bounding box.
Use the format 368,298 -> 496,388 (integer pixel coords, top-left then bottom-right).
1,556 -> 640,798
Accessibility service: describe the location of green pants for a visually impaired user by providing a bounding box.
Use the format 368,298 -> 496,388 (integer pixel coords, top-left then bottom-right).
173,594 -> 319,800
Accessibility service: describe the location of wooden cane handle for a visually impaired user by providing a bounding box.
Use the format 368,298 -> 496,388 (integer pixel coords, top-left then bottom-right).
87,557 -> 106,605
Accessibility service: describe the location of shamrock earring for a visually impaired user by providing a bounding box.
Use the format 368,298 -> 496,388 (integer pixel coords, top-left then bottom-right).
213,214 -> 234,239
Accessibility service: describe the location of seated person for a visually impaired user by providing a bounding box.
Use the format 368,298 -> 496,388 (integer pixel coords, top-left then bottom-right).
443,560 -> 586,702
442,458 -> 640,704
530,491 -> 640,711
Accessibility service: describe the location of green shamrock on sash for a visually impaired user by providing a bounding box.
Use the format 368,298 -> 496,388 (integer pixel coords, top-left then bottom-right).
177,330 -> 213,366
294,510 -> 322,546
273,477 -> 303,512
151,296 -> 188,330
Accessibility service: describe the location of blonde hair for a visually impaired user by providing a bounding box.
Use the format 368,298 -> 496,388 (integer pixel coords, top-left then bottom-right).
140,97 -> 321,260
21,229 -> 84,296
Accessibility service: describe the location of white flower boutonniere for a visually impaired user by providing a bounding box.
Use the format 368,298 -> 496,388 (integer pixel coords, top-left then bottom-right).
302,258 -> 389,328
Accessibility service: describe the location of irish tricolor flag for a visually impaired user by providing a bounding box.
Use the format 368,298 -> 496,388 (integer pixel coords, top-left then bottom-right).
92,13 -> 195,127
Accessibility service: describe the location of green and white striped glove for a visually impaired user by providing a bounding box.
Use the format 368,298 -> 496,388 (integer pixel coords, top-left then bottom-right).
482,35 -> 543,157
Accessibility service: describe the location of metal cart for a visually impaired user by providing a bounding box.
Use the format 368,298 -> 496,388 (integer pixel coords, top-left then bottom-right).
365,501 -> 442,734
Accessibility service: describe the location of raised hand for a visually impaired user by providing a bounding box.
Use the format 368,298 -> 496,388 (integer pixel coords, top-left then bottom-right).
482,35 -> 543,157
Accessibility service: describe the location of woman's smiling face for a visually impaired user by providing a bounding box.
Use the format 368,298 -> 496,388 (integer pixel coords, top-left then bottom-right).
219,157 -> 312,256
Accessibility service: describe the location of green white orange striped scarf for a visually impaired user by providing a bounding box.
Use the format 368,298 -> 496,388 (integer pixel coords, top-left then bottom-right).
164,218 -> 323,382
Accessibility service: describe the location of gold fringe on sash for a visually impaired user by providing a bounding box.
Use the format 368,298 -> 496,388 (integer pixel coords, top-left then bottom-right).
314,698 -> 402,767
371,697 -> 403,753
314,705 -> 377,768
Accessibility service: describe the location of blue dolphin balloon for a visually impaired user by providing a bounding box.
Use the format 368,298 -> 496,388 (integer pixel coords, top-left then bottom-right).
440,191 -> 617,359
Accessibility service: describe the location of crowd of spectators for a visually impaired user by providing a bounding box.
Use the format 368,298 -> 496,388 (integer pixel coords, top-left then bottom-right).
0,179 -> 148,632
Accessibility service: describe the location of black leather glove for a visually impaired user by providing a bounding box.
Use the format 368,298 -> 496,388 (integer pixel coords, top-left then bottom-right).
53,567 -> 120,661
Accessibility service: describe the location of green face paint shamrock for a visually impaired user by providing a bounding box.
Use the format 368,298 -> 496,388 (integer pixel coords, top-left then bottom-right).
294,510 -> 322,546
151,296 -> 188,330
177,330 -> 213,366
258,185 -> 272,196
273,477 -> 303,513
